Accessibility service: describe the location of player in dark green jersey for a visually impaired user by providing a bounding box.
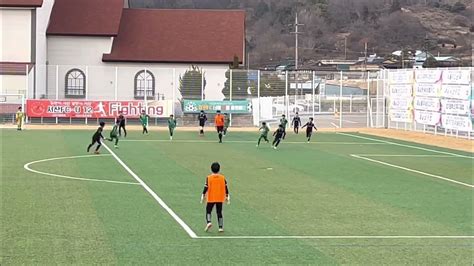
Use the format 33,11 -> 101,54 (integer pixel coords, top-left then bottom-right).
139,110 -> 150,134
87,122 -> 105,154
223,113 -> 230,137
168,114 -> 177,140
256,122 -> 270,147
107,121 -> 120,148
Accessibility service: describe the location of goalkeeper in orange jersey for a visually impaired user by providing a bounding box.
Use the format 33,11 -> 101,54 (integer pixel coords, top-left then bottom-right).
214,110 -> 225,143
201,162 -> 230,232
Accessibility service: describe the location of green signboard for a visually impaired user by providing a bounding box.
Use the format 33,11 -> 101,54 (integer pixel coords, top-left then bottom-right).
183,100 -> 251,114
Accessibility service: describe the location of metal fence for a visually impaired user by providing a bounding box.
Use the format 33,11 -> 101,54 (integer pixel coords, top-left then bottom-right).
7,65 -> 377,129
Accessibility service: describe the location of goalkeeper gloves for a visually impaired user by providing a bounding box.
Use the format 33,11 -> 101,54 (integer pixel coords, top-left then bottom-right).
226,194 -> 230,205
200,194 -> 204,204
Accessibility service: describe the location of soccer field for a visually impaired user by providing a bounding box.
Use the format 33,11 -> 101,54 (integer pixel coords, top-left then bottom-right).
1,129 -> 473,264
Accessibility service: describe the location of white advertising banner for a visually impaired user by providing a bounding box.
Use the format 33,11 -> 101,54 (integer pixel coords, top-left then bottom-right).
389,110 -> 413,123
414,97 -> 441,112
388,70 -> 414,84
441,85 -> 471,100
441,114 -> 473,131
442,70 -> 471,85
414,83 -> 440,97
441,99 -> 471,115
390,84 -> 412,97
415,69 -> 442,83
414,110 -> 441,126
390,97 -> 412,110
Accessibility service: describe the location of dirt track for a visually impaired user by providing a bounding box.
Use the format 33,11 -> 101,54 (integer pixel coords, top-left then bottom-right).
2,125 -> 472,153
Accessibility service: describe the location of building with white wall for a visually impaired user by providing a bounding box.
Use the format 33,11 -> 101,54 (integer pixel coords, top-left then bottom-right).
40,0 -> 245,101
0,0 -> 43,96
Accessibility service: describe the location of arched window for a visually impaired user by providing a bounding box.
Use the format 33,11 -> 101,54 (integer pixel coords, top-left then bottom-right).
65,69 -> 86,98
134,70 -> 155,99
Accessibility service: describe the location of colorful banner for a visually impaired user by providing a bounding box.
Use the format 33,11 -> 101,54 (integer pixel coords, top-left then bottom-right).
414,83 -> 440,97
389,110 -> 413,123
26,100 -> 172,118
414,97 -> 441,112
414,110 -> 441,126
441,85 -> 471,100
390,97 -> 413,110
389,84 -> 412,97
442,70 -> 471,85
183,100 -> 251,114
441,99 -> 471,115
441,114 -> 473,131
415,69 -> 442,83
388,70 -> 414,84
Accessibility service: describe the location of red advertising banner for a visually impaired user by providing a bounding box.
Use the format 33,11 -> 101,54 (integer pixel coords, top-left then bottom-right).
26,100 -> 172,118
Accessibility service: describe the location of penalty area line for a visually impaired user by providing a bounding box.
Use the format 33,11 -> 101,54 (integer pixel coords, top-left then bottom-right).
339,133 -> 474,159
121,139 -> 384,145
196,235 -> 474,239
102,143 -> 198,238
351,154 -> 473,189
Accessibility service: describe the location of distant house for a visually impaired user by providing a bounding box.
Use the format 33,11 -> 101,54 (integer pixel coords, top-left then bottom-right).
314,60 -> 359,71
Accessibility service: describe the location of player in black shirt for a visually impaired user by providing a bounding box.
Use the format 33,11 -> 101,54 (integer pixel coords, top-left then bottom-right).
291,112 -> 302,134
272,125 -> 286,150
87,121 -> 105,154
301,118 -> 318,143
198,110 -> 207,135
117,112 -> 127,137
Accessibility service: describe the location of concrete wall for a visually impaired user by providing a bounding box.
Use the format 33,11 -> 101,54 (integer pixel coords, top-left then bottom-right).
0,75 -> 26,95
47,36 -> 113,65
35,0 -> 54,99
0,9 -> 32,62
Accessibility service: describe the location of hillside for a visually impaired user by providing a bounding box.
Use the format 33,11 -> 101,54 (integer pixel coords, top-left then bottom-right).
129,0 -> 473,67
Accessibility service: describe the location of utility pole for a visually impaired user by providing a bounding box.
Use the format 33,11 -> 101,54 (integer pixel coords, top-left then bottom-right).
344,37 -> 347,60
291,13 -> 304,70
290,13 -> 304,98
364,41 -> 368,73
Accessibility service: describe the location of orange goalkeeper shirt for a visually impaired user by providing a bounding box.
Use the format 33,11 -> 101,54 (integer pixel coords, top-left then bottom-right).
215,114 -> 225,127
206,174 -> 227,203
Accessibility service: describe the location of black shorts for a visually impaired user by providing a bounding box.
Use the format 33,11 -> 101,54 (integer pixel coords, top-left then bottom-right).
199,122 -> 205,127
216,126 -> 224,133
92,137 -> 102,144
306,130 -> 313,137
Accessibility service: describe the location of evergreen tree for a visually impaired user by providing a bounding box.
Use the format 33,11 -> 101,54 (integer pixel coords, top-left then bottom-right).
179,65 -> 206,100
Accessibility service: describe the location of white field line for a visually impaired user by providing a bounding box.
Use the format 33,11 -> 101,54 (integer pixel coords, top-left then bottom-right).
354,154 -> 461,158
351,154 -> 474,189
102,144 -> 198,238
121,139 -> 384,145
197,235 -> 474,239
339,133 -> 474,159
23,154 -> 140,185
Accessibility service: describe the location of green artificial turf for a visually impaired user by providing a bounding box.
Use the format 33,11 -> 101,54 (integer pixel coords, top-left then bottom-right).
1,128 -> 472,264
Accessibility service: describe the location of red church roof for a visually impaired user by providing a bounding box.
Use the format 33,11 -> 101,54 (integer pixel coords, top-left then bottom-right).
0,0 -> 43,7
102,9 -> 245,64
47,0 -> 123,36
